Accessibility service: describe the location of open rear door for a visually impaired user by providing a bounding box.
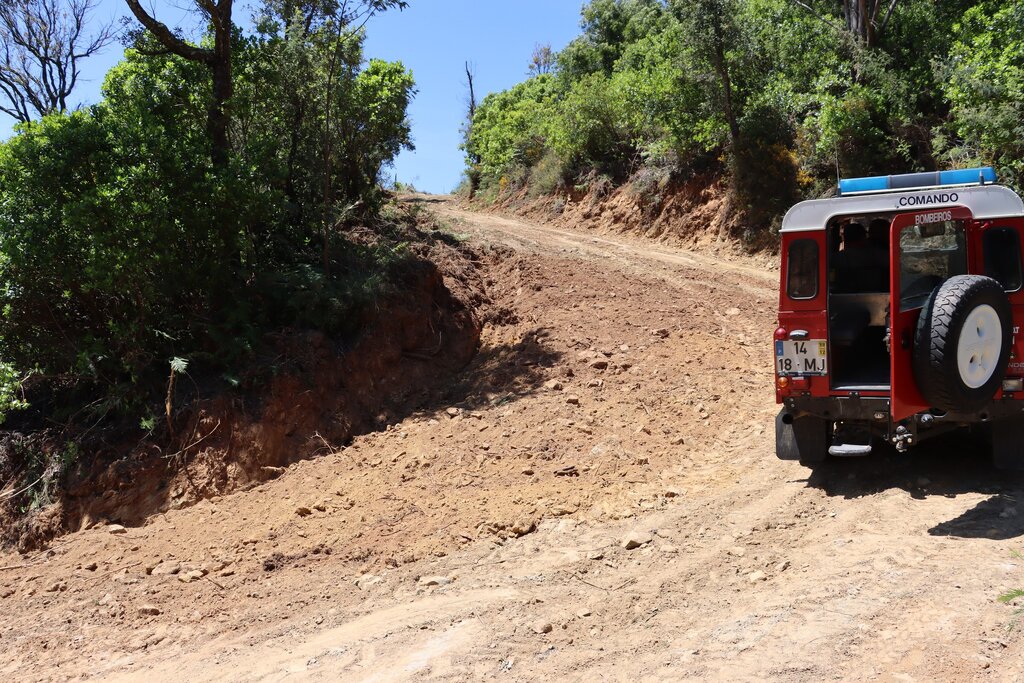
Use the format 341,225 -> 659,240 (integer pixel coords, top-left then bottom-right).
889,208 -> 973,420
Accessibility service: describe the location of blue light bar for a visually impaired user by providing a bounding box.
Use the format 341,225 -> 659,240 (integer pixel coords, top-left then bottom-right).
839,167 -> 997,196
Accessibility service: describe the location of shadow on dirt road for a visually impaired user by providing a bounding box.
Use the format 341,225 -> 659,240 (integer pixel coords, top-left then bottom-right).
801,436 -> 1024,539
421,334 -> 564,414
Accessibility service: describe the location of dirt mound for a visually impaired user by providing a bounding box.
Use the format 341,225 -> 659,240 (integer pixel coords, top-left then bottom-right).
1,233 -> 490,550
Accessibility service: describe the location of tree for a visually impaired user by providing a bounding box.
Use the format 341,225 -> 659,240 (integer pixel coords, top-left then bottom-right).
123,0 -> 407,274
462,60 -> 480,195
0,0 -> 115,123
672,0 -> 743,147
123,1 -> 406,167
306,1 -> 408,270
528,43 -> 554,75
0,12 -> 417,411
465,61 -> 477,122
558,0 -> 667,80
124,0 -> 235,167
261,0 -> 407,35
941,1 -> 1024,190
790,0 -> 899,46
839,0 -> 898,45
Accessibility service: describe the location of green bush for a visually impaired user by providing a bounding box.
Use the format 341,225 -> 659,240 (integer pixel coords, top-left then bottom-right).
0,111 -> 208,389
549,72 -> 634,180
528,150 -> 568,196
465,0 -> 1024,233
0,11 -> 416,419
732,96 -> 800,223
940,1 -> 1024,192
465,75 -> 560,183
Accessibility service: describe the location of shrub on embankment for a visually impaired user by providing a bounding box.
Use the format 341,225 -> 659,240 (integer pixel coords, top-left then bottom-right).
0,3 -> 422,514
462,0 -> 1024,240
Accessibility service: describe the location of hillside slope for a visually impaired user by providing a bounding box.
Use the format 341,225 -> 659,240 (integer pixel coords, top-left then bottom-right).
0,197 -> 1021,681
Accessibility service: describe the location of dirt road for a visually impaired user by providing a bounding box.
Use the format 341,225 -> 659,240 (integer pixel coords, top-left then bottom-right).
3,197 -> 1024,681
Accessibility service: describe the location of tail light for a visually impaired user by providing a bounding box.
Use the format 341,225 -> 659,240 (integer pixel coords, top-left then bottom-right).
777,376 -> 809,392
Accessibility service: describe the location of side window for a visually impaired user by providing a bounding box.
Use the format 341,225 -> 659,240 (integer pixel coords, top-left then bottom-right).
984,227 -> 1022,292
787,239 -> 818,300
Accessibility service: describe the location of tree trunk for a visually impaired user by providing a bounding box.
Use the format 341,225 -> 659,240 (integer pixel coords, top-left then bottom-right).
124,0 -> 233,168
209,0 -> 233,169
124,0 -> 239,271
464,61 -> 479,197
284,99 -> 304,214
209,55 -> 232,169
710,14 -> 740,147
842,0 -> 885,46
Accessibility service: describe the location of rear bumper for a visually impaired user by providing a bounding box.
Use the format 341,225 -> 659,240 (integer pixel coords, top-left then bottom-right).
781,395 -> 890,422
781,394 -> 1024,449
782,394 -> 1024,424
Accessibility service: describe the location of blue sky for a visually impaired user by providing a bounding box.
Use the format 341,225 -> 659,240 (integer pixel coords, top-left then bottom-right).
0,0 -> 585,193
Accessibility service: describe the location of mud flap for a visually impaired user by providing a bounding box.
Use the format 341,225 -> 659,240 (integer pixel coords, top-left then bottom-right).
991,418 -> 1024,471
776,410 -> 829,464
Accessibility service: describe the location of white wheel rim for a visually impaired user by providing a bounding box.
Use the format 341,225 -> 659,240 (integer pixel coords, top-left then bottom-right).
957,304 -> 1002,389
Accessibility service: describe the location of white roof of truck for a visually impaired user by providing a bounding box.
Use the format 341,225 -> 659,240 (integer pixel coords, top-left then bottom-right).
780,185 -> 1024,233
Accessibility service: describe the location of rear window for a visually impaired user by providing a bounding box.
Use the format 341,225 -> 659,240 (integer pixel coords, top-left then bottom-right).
899,220 -> 967,311
787,239 -> 818,299
984,227 -> 1022,292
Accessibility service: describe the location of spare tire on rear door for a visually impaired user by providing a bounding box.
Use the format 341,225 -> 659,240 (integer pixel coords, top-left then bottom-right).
912,274 -> 1012,413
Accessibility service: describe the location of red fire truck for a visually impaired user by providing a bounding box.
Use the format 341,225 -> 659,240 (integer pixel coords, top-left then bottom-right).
775,167 -> 1024,469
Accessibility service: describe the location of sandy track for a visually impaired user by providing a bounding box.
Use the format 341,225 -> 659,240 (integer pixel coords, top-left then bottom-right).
2,196 -> 1024,681
435,200 -> 778,300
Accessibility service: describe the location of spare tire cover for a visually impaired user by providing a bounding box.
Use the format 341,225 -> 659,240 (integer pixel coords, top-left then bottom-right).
912,274 -> 1012,413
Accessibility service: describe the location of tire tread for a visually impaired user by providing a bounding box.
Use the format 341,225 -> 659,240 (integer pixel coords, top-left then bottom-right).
912,275 -> 1011,412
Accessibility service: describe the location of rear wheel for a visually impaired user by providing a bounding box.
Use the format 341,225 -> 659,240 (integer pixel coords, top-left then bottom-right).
776,410 -> 831,466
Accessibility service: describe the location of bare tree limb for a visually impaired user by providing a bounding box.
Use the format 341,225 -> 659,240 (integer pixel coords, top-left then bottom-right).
464,60 -> 476,121
788,0 -> 843,32
122,0 -> 214,64
878,0 -> 899,37
528,43 -> 554,76
0,0 -> 115,122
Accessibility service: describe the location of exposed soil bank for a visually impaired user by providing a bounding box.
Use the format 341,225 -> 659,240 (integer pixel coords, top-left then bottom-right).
475,174 -> 779,262
1,229 -> 489,550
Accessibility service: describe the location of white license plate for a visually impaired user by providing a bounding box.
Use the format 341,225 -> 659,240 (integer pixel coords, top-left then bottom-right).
775,339 -> 827,376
